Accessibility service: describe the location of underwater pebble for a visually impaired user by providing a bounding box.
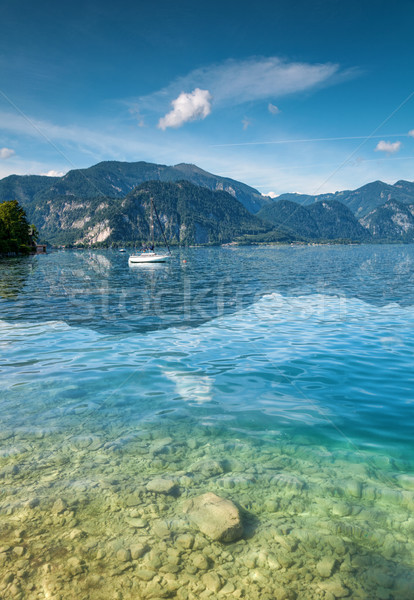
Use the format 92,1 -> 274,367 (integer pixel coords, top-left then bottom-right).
179,475 -> 193,487
146,478 -> 178,495
26,497 -> 40,509
126,517 -> 147,529
136,568 -> 156,581
264,498 -> 279,512
150,437 -> 173,455
220,581 -> 235,594
176,534 -> 194,549
183,492 -> 243,542
190,459 -> 224,478
202,571 -> 222,593
152,519 -> 171,538
343,480 -> 362,498
250,568 -> 269,584
130,543 -> 149,559
3,572 -> 14,584
397,474 -> 414,491
116,548 -> 131,562
67,556 -> 83,575
362,485 -> 377,501
69,528 -> 86,540
52,498 -> 67,514
331,502 -> 351,517
192,553 -> 209,570
272,473 -> 305,491
266,553 -> 282,570
316,557 -> 336,578
8,583 -> 21,597
320,581 -> 350,598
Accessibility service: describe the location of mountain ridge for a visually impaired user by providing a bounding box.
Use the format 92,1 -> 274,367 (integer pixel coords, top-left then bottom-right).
1,159 -> 414,245
258,199 -> 370,241
276,179 -> 414,218
34,180 -> 274,246
360,199 -> 414,241
0,160 -> 269,217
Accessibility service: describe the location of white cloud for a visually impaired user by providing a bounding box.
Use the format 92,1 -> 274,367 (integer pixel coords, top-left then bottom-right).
268,103 -> 281,115
158,88 -> 212,130
0,147 -> 15,159
375,140 -> 401,154
41,170 -> 66,177
242,117 -> 251,130
266,191 -> 278,198
136,57 -> 349,119
408,130 -> 414,138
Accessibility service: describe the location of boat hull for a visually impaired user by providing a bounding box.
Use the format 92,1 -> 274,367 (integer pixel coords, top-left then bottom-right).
128,253 -> 170,264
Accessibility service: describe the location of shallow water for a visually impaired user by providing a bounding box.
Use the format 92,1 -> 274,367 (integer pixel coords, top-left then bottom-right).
0,245 -> 414,599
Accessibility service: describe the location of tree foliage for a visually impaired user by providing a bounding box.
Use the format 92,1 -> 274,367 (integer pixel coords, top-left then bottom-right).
0,200 -> 32,254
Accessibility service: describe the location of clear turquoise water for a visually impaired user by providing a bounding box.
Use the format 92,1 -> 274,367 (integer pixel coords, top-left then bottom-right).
0,245 -> 413,599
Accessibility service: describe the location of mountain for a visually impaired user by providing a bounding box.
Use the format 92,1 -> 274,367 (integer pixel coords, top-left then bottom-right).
333,181 -> 414,218
0,160 -> 270,217
258,199 -> 370,241
34,180 -> 272,246
276,180 -> 414,218
360,199 -> 414,241
0,174 -> 59,209
257,199 -> 320,239
393,180 -> 414,196
3,159 -> 414,246
307,200 -> 370,240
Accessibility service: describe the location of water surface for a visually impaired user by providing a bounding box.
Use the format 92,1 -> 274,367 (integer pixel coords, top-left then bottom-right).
0,245 -> 413,599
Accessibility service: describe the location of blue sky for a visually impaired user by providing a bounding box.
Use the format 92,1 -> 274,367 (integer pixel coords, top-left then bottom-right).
0,0 -> 413,195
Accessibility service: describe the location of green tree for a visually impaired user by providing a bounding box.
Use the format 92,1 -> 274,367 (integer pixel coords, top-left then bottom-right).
0,200 -> 32,254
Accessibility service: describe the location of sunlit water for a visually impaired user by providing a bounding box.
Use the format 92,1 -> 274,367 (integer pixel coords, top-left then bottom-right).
0,245 -> 413,600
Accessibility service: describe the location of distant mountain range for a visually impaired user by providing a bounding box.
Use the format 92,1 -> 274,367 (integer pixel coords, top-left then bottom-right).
276,179 -> 414,218
1,160 -> 414,245
261,180 -> 414,242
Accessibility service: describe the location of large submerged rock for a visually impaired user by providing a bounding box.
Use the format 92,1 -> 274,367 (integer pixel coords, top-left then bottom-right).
183,492 -> 243,542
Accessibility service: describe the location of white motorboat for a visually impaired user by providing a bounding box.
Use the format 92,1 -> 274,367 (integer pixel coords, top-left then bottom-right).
128,197 -> 171,266
128,251 -> 170,264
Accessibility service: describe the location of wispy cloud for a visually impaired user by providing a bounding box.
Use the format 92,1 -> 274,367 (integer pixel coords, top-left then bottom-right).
268,103 -> 281,115
375,140 -> 401,154
212,134 -> 406,148
0,110 -> 168,163
128,104 -> 145,127
242,117 -> 251,130
135,56 -> 351,118
409,129 -> 414,138
0,147 -> 15,159
158,88 -> 211,130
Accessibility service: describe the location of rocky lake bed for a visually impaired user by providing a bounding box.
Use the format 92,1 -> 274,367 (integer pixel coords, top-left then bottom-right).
1,419 -> 413,600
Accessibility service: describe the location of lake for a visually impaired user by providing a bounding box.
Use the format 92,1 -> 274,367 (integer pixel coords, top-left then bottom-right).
0,245 -> 413,599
